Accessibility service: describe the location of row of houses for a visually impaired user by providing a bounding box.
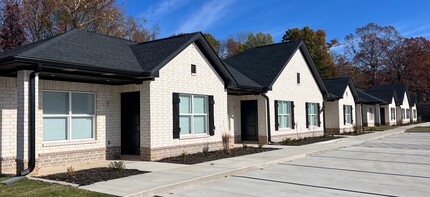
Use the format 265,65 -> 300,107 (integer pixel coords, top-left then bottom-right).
0,30 -> 418,175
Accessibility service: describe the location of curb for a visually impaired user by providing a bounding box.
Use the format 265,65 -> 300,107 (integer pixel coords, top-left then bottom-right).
125,129 -> 409,197
29,177 -> 79,187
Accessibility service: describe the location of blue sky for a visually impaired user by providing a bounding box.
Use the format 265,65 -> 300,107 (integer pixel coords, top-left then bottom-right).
124,0 -> 430,43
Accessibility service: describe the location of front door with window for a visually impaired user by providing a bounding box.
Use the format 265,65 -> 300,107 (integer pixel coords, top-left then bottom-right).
241,100 -> 258,141
121,92 -> 140,155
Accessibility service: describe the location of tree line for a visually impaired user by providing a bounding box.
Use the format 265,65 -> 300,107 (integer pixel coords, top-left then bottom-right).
1,1 -> 429,102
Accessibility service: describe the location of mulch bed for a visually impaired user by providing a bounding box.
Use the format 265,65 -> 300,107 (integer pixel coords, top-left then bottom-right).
336,132 -> 373,136
156,147 -> 278,165
278,135 -> 343,146
39,167 -> 148,186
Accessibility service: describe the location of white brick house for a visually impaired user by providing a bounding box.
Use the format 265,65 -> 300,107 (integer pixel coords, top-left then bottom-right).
323,78 -> 358,134
364,89 -> 399,126
356,89 -> 386,128
0,30 -> 237,175
370,84 -> 412,125
225,41 -> 329,143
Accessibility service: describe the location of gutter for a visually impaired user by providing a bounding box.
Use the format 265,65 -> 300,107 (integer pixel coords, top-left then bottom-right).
261,93 -> 273,144
19,66 -> 40,176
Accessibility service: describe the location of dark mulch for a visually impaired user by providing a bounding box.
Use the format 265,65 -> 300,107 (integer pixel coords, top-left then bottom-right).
156,147 -> 279,165
336,131 -> 373,136
278,135 -> 343,146
39,167 -> 148,186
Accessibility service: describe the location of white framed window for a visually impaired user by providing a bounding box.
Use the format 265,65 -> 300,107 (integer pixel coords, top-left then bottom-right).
406,109 -> 410,119
179,94 -> 208,135
344,105 -> 352,124
277,101 -> 292,128
369,107 -> 374,121
307,103 -> 318,127
43,91 -> 95,141
401,108 -> 406,119
391,108 -> 396,121
413,109 -> 417,119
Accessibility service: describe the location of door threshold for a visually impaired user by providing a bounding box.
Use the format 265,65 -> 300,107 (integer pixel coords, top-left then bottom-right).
121,154 -> 141,161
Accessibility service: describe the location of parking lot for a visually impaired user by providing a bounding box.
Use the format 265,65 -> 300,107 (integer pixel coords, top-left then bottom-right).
167,132 -> 430,197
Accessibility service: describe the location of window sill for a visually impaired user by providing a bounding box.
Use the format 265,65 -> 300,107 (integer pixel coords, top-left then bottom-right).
180,134 -> 210,140
42,139 -> 97,147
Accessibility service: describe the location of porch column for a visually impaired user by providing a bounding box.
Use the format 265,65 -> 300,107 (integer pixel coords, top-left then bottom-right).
375,104 -> 381,126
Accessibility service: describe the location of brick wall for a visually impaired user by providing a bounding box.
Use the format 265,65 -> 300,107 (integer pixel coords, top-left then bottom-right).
147,43 -> 229,157
266,49 -> 324,142
0,77 -> 17,174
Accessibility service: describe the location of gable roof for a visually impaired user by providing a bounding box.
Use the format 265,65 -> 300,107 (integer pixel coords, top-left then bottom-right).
323,77 -> 358,101
0,30 -> 236,86
364,89 -> 399,105
371,84 -> 409,104
356,89 -> 387,104
224,40 -> 328,97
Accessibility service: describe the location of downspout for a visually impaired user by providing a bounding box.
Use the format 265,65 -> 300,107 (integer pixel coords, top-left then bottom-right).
261,93 -> 273,144
19,69 -> 39,176
322,99 -> 327,136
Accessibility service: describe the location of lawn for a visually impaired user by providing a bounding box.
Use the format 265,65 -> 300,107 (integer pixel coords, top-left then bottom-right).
0,176 -> 111,197
363,125 -> 398,131
406,126 -> 430,132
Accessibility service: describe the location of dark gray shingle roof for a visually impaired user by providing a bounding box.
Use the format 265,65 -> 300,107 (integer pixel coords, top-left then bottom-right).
224,40 -> 302,88
323,77 -> 350,98
0,29 -> 143,73
371,84 -> 408,104
130,33 -> 199,73
365,89 -> 398,105
357,89 -> 386,104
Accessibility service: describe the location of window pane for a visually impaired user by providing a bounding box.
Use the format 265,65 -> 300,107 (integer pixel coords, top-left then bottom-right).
72,117 -> 93,139
283,102 -> 288,115
43,117 -> 67,141
309,115 -> 315,126
277,115 -> 282,127
194,116 -> 206,134
278,102 -> 283,114
180,116 -> 191,134
43,92 -> 68,114
72,93 -> 95,114
194,96 -> 206,114
313,115 -> 318,126
180,96 -> 190,114
283,115 -> 289,128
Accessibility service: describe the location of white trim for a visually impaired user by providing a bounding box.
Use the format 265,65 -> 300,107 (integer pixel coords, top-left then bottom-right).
179,94 -> 209,136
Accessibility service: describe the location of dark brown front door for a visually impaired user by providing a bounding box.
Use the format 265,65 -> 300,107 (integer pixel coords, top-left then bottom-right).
121,92 -> 140,155
241,100 -> 258,141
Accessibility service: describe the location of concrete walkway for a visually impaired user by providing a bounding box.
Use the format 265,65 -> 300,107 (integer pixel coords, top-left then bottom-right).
80,123 -> 428,197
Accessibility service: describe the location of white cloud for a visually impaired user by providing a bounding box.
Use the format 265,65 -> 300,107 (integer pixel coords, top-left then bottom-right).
143,0 -> 189,18
176,0 -> 234,33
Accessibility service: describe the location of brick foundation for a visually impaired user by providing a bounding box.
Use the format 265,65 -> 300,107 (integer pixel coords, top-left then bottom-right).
37,146 -> 121,169
0,157 -> 16,174
271,130 -> 324,142
142,141 -> 225,161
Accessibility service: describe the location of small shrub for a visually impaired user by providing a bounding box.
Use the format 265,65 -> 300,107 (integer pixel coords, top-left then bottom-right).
222,133 -> 231,154
109,161 -> 126,170
66,166 -> 75,180
258,142 -> 265,149
202,144 -> 209,157
282,137 -> 292,145
181,151 -> 188,163
242,143 -> 248,149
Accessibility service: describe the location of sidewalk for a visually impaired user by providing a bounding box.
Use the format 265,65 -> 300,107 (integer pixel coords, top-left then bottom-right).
80,123 -> 427,197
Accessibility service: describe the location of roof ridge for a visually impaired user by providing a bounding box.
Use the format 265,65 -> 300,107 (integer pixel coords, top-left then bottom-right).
133,32 -> 201,46
254,39 -> 301,49
77,29 -> 138,43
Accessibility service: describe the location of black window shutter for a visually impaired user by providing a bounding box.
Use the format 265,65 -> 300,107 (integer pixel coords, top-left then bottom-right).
274,100 -> 279,131
208,95 -> 215,136
172,93 -> 180,139
305,103 -> 309,128
317,103 -> 321,127
291,102 -> 295,129
351,106 -> 354,124
343,105 -> 346,125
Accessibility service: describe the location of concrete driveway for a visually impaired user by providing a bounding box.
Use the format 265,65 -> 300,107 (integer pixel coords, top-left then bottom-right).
165,132 -> 430,197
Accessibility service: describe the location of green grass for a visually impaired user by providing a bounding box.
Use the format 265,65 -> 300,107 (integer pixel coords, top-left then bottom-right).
406,126 -> 430,132
363,125 -> 398,131
0,176 -> 111,197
